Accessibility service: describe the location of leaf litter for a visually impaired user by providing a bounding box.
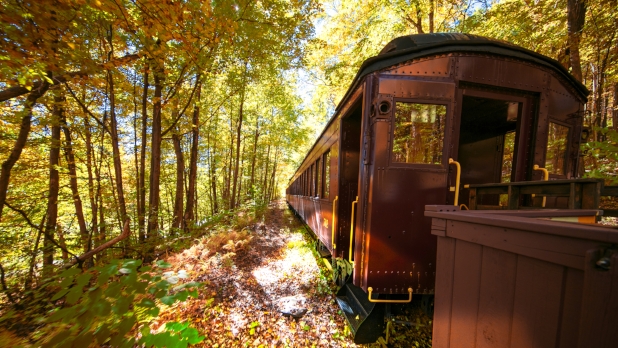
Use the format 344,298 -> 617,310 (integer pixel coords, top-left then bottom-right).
153,200 -> 432,347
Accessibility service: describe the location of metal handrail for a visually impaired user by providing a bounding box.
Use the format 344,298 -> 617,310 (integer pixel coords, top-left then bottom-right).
349,196 -> 358,266
533,164 -> 549,207
367,287 -> 413,303
331,196 -> 338,250
449,158 -> 461,206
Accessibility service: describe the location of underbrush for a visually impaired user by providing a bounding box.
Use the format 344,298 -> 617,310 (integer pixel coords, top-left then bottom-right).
0,260 -> 202,347
0,201 -> 271,347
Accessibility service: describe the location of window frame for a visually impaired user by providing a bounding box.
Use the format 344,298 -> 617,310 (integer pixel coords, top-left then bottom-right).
544,119 -> 571,177
389,98 -> 449,169
322,150 -> 330,200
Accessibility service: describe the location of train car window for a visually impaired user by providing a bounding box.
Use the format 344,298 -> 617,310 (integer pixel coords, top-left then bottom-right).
501,131 -> 516,183
310,164 -> 315,196
315,158 -> 321,198
545,122 -> 570,175
323,151 -> 330,199
302,172 -> 306,196
392,102 -> 446,164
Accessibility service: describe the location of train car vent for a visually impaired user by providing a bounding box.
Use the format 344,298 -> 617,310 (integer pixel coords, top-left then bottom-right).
378,101 -> 391,114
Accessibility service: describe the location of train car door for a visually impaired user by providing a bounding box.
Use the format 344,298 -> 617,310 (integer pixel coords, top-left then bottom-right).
337,99 -> 363,260
356,78 -> 455,294
452,87 -> 537,207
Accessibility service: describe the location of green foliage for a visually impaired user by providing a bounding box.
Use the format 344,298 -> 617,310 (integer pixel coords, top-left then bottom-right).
141,321 -> 204,348
36,259 -> 202,347
582,127 -> 618,184
332,258 -> 353,285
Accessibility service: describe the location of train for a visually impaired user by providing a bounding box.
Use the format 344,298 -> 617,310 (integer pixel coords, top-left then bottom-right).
286,33 -> 589,343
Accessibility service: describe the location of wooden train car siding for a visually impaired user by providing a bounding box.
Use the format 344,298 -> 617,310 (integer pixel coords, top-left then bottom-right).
426,206 -> 618,348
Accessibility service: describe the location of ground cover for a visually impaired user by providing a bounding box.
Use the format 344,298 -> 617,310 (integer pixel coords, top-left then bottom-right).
152,200 -> 432,347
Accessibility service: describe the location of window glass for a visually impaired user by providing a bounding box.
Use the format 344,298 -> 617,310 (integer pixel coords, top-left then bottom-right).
310,164 -> 315,196
392,102 -> 446,164
303,172 -> 307,195
501,132 -> 516,183
545,122 -> 569,175
315,158 -> 321,198
323,151 -> 330,199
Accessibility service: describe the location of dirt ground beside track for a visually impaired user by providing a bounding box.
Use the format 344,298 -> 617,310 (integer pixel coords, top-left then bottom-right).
154,200 -> 432,347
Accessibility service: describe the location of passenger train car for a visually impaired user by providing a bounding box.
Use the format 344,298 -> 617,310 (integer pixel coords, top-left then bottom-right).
286,33 -> 588,343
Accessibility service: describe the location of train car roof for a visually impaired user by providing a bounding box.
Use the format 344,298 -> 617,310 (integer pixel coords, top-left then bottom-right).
289,33 -> 588,184
337,33 -> 589,111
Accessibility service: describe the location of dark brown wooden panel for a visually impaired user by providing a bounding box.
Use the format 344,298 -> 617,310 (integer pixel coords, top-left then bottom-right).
449,240 -> 483,348
475,247 -> 517,348
556,267 -> 583,348
510,256 -> 564,348
433,236 -> 456,348
446,220 -> 599,270
578,250 -> 618,348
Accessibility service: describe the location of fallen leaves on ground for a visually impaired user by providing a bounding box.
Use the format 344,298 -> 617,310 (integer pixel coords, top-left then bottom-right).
152,200 -> 432,347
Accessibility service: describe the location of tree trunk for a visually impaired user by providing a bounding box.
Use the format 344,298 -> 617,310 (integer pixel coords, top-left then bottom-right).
107,70 -> 128,224
416,7 -> 424,34
0,83 -> 49,221
83,98 -> 97,256
237,141 -> 245,205
147,64 -> 164,250
208,117 -> 219,214
25,212 -> 46,290
267,148 -> 279,202
43,95 -> 63,273
249,118 -> 260,198
262,144 -> 271,200
612,82 -> 618,130
138,61 -> 149,242
95,111 -> 106,258
57,225 -> 69,262
60,116 -> 89,253
230,82 -> 246,210
429,0 -> 435,33
172,130 -> 184,230
108,70 -> 131,256
567,0 -> 586,82
184,80 -> 200,228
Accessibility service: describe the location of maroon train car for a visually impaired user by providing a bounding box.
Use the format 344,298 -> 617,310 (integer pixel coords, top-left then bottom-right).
286,33 -> 588,343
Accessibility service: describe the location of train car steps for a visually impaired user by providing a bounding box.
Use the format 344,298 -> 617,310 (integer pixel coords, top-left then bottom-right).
336,283 -> 385,344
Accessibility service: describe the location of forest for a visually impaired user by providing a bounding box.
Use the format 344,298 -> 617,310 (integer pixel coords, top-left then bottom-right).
0,0 -> 616,346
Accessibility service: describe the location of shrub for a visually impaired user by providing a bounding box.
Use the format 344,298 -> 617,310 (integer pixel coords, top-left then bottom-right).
31,259 -> 202,347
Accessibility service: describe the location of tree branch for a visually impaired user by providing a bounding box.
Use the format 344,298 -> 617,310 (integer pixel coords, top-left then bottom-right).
66,218 -> 131,268
0,263 -> 17,306
162,75 -> 201,137
64,83 -> 112,135
4,201 -> 41,231
0,53 -> 142,102
4,201 -> 79,260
